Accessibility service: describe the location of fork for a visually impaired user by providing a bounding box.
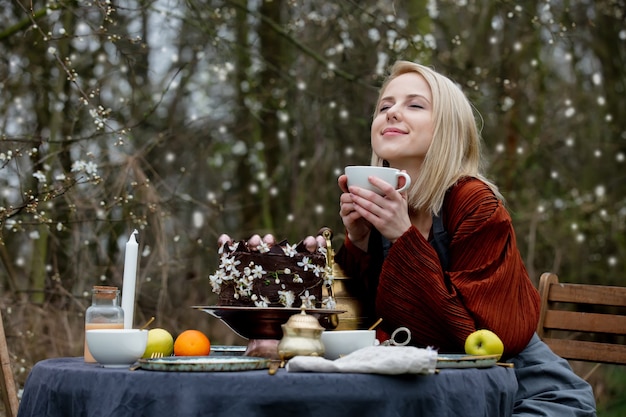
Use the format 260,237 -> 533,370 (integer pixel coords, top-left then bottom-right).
129,352 -> 164,371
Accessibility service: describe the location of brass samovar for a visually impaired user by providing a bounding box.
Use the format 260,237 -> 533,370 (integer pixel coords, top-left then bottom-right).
320,228 -> 365,330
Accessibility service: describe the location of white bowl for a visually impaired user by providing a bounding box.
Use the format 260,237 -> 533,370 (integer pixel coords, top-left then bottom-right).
86,329 -> 148,367
321,330 -> 376,360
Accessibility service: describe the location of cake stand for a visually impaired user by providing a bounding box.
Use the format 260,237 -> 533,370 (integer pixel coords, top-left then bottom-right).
192,306 -> 345,359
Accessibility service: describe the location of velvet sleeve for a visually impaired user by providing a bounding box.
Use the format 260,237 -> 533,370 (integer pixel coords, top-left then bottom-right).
376,178 -> 540,358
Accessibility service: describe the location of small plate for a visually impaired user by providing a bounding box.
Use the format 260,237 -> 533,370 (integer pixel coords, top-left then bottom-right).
436,354 -> 499,369
210,345 -> 246,357
137,355 -> 270,372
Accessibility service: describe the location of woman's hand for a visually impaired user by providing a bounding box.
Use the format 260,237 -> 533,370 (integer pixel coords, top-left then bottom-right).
338,174 -> 373,251
339,174 -> 411,246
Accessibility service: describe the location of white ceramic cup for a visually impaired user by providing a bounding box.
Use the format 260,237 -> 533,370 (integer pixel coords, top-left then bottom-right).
321,330 -> 377,360
345,166 -> 411,195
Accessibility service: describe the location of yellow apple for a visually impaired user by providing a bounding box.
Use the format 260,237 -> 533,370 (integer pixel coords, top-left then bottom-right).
464,329 -> 504,360
142,328 -> 174,358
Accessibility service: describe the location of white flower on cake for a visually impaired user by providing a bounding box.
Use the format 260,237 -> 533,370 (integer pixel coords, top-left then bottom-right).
284,244 -> 298,257
300,290 -> 316,308
209,269 -> 227,293
323,274 -> 334,287
297,256 -> 313,271
322,296 -> 336,309
245,263 -> 265,279
236,280 -> 253,297
312,264 -> 325,277
219,241 -> 238,254
257,242 -> 270,253
278,290 -> 295,307
292,273 -> 303,283
253,295 -> 271,307
221,255 -> 241,272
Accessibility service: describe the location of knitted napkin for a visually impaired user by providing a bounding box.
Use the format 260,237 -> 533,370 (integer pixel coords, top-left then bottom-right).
286,345 -> 438,375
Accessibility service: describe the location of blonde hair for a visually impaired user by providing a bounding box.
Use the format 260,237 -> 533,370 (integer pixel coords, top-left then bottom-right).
370,60 -> 501,215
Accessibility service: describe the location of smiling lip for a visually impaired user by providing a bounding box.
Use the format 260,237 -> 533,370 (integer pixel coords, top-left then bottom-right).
382,127 -> 406,136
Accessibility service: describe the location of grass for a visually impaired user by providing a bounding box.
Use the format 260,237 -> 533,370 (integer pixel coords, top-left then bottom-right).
596,365 -> 626,416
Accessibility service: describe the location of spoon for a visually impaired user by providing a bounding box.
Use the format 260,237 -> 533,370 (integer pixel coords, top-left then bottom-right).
368,318 -> 383,331
139,316 -> 155,330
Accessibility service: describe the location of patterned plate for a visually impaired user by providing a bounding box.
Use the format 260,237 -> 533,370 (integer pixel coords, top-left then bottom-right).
436,354 -> 499,369
136,356 -> 270,372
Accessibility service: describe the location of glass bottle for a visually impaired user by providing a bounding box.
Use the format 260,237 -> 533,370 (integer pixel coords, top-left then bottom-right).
84,285 -> 124,363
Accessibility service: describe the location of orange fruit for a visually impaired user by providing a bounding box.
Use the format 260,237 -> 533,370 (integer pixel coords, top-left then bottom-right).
173,330 -> 211,356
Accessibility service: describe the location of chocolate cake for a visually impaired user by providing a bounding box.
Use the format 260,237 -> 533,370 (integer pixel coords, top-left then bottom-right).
209,239 -> 334,308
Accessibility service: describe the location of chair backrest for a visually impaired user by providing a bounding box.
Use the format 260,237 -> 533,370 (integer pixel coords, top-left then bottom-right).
1,309 -> 19,417
537,272 -> 626,365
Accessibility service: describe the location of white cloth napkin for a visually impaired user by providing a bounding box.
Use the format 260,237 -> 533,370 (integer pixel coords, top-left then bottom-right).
286,346 -> 438,375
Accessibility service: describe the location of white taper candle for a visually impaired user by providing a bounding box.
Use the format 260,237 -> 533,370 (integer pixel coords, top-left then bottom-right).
121,230 -> 139,329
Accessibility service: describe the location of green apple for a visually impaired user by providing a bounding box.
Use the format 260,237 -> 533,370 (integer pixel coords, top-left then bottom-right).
464,329 -> 504,360
142,328 -> 174,358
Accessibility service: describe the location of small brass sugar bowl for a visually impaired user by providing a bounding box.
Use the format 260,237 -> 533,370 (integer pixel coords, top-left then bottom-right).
277,306 -> 325,365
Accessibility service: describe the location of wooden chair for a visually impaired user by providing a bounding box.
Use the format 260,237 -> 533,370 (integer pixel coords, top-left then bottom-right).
537,272 -> 626,367
1,308 -> 19,417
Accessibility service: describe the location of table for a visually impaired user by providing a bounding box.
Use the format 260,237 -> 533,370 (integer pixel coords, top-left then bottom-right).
17,357 -> 518,417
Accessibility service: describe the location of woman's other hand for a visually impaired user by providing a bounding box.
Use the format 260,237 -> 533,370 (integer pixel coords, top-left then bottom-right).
341,174 -> 411,245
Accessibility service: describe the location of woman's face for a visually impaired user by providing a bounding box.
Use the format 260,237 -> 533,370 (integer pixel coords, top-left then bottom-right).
371,72 -> 434,168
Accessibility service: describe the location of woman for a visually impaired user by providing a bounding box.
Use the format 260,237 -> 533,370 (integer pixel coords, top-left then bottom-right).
335,60 -> 596,416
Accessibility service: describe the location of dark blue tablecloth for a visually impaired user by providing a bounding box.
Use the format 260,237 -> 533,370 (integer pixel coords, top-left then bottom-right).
17,357 -> 517,417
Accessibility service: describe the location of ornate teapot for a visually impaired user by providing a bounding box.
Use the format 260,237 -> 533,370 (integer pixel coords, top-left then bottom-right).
277,306 -> 325,365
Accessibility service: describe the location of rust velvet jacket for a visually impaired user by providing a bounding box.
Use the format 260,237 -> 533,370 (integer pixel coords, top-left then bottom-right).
335,177 -> 541,359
